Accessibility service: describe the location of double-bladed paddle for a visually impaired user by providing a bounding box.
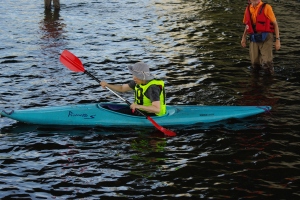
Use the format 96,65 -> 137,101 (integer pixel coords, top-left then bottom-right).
59,50 -> 176,137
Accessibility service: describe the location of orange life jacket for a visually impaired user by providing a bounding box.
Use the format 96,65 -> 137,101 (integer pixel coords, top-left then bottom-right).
244,3 -> 274,34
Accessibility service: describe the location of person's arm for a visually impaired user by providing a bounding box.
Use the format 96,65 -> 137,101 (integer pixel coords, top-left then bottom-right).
241,6 -> 249,48
100,81 -> 132,93
265,4 -> 280,51
272,20 -> 281,51
130,101 -> 161,114
241,26 -> 248,48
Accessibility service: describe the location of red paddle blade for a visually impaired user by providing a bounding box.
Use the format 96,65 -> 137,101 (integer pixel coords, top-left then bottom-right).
60,50 -> 85,72
147,116 -> 176,137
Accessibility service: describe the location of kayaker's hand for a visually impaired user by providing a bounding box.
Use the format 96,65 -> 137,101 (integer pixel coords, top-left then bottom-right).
100,81 -> 108,89
130,103 -> 139,111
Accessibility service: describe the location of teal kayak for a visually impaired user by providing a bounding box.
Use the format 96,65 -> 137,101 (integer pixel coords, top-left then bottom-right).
0,103 -> 271,128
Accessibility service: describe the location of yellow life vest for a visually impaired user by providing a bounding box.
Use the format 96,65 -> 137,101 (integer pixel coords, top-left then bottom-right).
134,79 -> 166,116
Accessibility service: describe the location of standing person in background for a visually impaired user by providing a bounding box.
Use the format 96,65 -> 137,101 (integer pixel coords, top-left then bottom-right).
241,0 -> 280,75
45,0 -> 60,10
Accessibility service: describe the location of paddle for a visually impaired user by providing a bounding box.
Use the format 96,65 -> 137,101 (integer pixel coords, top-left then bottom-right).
59,50 -> 176,137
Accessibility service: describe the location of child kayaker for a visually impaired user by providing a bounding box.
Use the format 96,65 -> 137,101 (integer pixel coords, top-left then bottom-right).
100,62 -> 166,116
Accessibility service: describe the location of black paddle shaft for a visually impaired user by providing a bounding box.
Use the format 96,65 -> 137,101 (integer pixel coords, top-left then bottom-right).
84,70 -> 101,83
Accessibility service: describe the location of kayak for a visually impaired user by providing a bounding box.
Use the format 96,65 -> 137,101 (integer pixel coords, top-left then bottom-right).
0,103 -> 271,128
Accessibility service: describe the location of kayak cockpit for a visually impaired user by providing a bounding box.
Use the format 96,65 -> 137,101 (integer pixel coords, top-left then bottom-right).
99,103 -> 128,111
97,103 -> 177,117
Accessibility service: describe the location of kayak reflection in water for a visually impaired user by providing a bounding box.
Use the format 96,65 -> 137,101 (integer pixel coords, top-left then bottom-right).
100,62 -> 166,116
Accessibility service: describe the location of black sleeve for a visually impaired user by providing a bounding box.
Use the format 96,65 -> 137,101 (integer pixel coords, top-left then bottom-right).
145,85 -> 161,102
128,80 -> 136,89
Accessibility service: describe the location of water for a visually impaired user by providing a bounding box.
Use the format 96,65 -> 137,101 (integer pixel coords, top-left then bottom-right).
1,0 -> 299,199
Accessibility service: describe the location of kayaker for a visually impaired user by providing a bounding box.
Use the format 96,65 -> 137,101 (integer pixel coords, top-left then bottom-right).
100,62 -> 166,116
241,0 -> 281,75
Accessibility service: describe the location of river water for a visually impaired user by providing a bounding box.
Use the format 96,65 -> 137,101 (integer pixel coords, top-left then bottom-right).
0,0 -> 299,199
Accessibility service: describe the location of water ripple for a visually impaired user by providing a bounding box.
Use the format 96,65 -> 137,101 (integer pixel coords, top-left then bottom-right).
1,0 -> 300,199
